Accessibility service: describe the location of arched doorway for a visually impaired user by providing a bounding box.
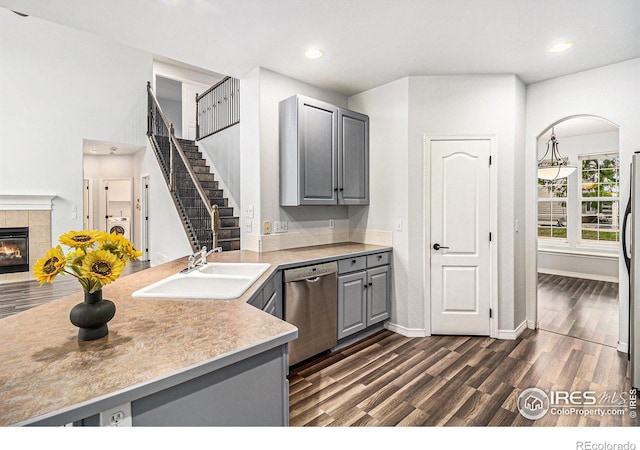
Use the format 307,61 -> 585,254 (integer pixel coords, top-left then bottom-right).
535,115 -> 620,346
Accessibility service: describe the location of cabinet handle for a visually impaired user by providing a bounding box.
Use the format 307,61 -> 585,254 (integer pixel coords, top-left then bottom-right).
339,188 -> 344,192
364,284 -> 368,290
369,282 -> 373,287
377,255 -> 382,260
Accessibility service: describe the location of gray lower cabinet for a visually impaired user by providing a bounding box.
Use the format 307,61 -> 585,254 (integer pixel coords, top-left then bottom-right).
338,252 -> 391,340
73,344 -> 290,427
247,271 -> 283,319
279,94 -> 369,206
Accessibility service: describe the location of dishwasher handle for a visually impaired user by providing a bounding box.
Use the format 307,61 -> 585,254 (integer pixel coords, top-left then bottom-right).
305,276 -> 322,283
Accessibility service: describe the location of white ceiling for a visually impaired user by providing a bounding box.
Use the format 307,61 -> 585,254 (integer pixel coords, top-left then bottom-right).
1,0 -> 639,96
83,139 -> 145,156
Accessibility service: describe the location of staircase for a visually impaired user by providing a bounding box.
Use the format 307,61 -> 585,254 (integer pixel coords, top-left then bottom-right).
152,135 -> 240,252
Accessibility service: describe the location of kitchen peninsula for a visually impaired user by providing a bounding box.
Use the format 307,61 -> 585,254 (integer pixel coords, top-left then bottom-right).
0,243 -> 391,426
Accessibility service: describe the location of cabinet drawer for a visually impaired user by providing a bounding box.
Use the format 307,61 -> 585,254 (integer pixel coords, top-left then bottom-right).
367,252 -> 390,268
338,256 -> 367,274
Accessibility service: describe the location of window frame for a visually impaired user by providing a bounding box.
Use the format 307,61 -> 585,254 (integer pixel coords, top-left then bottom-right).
578,152 -> 620,247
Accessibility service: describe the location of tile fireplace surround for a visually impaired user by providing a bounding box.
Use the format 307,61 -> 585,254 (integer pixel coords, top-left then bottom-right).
0,196 -> 55,284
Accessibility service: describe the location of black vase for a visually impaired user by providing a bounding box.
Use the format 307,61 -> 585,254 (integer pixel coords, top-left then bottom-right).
69,290 -> 116,341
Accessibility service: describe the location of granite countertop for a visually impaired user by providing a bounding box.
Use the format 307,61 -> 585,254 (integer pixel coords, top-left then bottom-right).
0,242 -> 391,426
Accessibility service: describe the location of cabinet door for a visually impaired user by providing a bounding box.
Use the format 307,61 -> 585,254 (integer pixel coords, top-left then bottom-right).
367,265 -> 390,326
299,97 -> 338,205
338,272 -> 367,339
338,109 -> 369,205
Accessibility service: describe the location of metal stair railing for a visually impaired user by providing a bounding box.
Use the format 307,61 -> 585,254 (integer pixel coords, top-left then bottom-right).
195,76 -> 240,140
147,81 -> 219,252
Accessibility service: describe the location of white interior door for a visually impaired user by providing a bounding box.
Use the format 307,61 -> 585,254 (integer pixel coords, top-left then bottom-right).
182,83 -> 202,141
430,139 -> 492,335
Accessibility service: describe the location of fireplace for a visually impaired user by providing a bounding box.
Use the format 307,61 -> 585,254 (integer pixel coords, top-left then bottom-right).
0,227 -> 29,274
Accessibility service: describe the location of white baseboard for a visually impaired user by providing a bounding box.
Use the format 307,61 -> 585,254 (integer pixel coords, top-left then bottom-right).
384,322 -> 428,337
527,320 -> 538,330
538,268 -> 618,283
617,342 -> 629,353
497,320 -> 527,340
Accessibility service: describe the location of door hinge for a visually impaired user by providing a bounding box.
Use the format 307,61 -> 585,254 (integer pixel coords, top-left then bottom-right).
489,232 -> 492,242
490,308 -> 493,318
489,155 -> 492,166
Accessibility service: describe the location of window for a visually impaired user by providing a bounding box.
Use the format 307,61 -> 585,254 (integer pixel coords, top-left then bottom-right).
538,177 -> 568,240
580,153 -> 620,243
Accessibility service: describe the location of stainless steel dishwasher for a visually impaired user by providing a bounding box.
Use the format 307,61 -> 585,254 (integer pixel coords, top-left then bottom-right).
284,261 -> 338,366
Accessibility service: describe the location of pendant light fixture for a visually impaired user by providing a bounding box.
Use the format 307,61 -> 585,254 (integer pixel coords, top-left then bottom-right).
537,128 -> 576,180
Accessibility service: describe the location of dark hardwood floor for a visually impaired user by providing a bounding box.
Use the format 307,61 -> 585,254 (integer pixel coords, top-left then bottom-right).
289,328 -> 637,427
3,265 -> 633,427
0,260 -> 150,319
537,273 -> 619,348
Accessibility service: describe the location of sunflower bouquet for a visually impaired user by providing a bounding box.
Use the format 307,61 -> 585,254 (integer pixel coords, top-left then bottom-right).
34,230 -> 142,294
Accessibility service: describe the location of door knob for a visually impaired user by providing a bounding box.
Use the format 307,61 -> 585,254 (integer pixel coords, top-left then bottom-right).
433,243 -> 449,251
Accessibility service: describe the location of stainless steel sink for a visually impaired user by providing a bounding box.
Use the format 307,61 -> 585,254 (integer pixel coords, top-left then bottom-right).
132,263 -> 271,300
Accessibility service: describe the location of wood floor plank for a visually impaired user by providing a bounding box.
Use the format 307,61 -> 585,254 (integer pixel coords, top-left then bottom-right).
291,327 -> 637,427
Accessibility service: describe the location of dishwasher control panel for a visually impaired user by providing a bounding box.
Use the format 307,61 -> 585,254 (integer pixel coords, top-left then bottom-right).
283,261 -> 337,282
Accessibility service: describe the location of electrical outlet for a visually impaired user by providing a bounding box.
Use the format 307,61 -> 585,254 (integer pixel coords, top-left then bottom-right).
274,221 -> 288,233
395,220 -> 403,231
329,219 -> 334,229
263,221 -> 271,235
99,403 -> 132,427
245,205 -> 254,218
245,220 -> 252,233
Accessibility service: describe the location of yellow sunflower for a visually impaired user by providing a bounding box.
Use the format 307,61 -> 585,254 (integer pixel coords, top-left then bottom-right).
80,250 -> 124,287
99,231 -> 142,261
33,246 -> 67,285
59,230 -> 101,248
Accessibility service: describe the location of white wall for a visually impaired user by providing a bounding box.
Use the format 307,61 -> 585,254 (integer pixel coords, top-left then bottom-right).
0,9 -> 150,244
349,74 -> 527,336
135,146 -> 192,265
239,67 -> 350,250
197,125 -> 241,214
525,58 -> 640,350
349,78 -> 410,332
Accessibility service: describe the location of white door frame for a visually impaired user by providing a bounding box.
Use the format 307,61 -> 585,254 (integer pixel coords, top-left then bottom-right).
140,174 -> 150,262
423,135 -> 499,338
83,178 -> 93,230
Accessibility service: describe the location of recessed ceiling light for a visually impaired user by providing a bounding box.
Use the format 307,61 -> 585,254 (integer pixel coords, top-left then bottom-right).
547,41 -> 575,53
304,48 -> 324,59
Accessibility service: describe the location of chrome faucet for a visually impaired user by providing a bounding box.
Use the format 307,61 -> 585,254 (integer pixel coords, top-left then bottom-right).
181,254 -> 197,273
199,245 -> 222,266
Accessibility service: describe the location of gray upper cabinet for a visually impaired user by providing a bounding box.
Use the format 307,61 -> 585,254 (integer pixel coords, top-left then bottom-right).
338,108 -> 369,205
280,94 -> 369,206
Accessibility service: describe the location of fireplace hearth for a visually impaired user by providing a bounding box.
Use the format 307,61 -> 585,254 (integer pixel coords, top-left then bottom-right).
0,227 -> 29,274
